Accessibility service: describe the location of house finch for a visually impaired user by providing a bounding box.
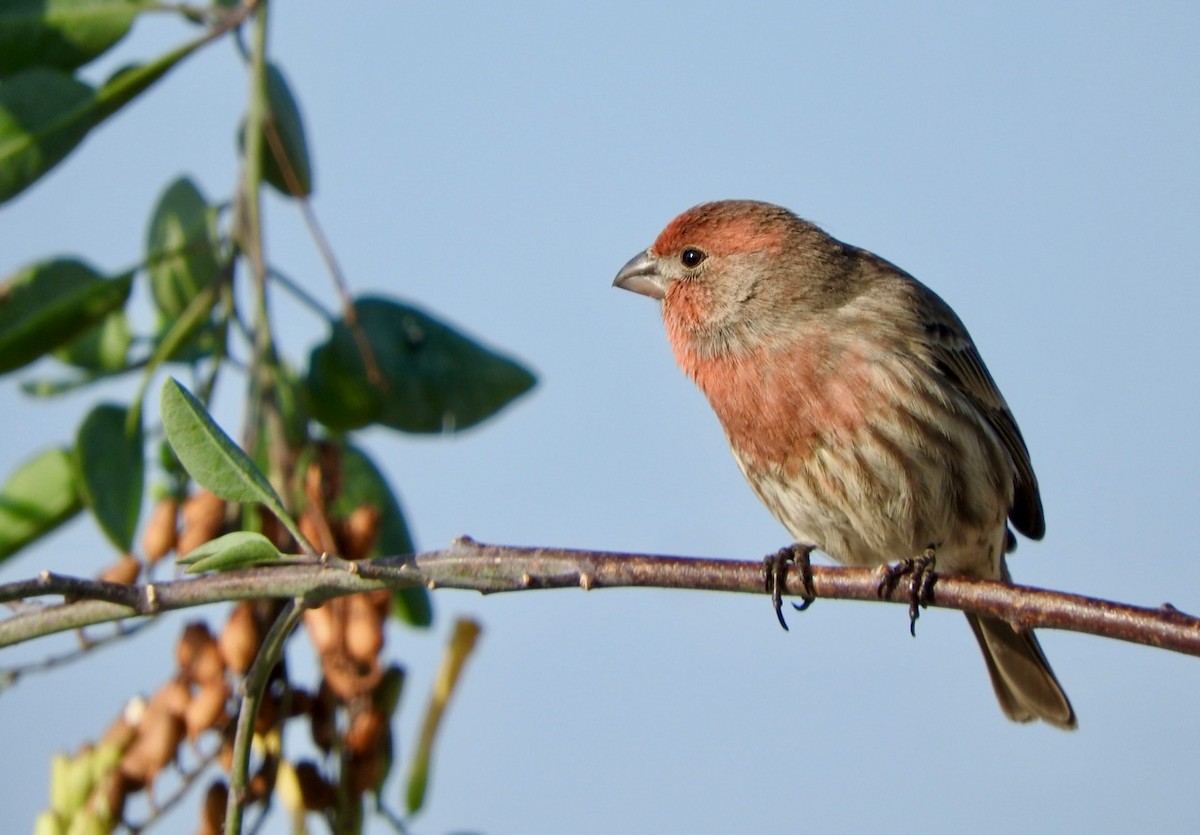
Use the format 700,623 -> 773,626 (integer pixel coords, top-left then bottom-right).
613,200 -> 1075,729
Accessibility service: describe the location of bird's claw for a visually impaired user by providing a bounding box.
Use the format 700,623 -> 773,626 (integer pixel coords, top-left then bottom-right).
876,549 -> 937,636
763,544 -> 816,631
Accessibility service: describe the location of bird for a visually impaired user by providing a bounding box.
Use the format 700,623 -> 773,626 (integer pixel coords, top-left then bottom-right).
613,199 -> 1075,728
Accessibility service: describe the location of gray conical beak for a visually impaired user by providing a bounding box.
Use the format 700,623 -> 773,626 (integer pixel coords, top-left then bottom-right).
612,250 -> 667,300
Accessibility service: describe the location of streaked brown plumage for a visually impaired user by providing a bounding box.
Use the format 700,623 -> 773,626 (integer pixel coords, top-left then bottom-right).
614,200 -> 1074,728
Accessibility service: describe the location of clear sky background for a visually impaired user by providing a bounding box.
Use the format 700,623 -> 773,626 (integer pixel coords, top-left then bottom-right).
3,2 -> 1199,832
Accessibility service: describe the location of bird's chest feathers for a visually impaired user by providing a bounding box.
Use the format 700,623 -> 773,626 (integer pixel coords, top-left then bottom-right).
675,334 -> 877,468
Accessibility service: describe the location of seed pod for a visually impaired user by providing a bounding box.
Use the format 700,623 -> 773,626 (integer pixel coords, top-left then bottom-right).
216,738 -> 234,774
323,654 -> 382,702
219,602 -> 260,675
299,509 -> 333,554
302,605 -> 336,657
294,760 -> 336,811
198,780 -> 228,835
100,770 -> 132,830
120,680 -> 188,790
141,497 -> 178,562
177,491 -> 225,557
176,623 -> 225,686
309,680 -> 337,755
99,711 -> 137,754
99,555 -> 141,585
345,593 -> 385,666
185,679 -> 230,742
255,688 -> 280,734
344,705 -> 386,757
338,504 -> 381,560
347,740 -> 390,798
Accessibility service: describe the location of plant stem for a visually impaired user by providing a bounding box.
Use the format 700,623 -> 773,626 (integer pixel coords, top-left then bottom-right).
224,597 -> 305,835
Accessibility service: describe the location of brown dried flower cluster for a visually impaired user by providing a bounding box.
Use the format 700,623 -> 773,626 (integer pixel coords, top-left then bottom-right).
48,443 -> 406,832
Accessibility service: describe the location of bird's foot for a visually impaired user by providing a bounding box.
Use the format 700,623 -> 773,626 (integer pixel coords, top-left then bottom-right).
763,544 -> 816,631
876,548 -> 937,637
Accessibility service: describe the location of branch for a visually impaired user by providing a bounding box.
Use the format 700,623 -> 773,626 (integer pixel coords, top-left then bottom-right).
2,537 -> 1197,657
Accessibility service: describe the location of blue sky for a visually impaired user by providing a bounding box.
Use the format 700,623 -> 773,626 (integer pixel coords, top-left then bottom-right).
2,2 -> 1199,832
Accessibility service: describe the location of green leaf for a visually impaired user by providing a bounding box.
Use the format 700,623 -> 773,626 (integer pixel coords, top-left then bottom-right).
0,258 -> 133,375
75,402 -> 143,551
0,0 -> 139,78
183,530 -> 282,573
261,63 -> 312,197
0,31 -> 211,204
159,378 -> 286,511
54,305 -> 131,371
159,379 -> 313,554
145,176 -> 221,319
0,447 -> 83,564
0,68 -> 95,203
337,444 -> 431,627
303,328 -> 380,430
90,30 -> 211,121
305,297 -> 536,434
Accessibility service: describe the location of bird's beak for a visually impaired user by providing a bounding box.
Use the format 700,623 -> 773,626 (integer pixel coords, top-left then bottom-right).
612,250 -> 667,300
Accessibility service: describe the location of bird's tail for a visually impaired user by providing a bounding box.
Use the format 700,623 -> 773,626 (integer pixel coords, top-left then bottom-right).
965,613 -> 1076,729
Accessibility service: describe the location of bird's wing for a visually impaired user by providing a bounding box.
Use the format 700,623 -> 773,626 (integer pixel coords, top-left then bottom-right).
921,303 -> 1045,541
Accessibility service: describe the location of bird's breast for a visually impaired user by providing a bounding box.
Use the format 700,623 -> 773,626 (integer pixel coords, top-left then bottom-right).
677,336 -> 877,471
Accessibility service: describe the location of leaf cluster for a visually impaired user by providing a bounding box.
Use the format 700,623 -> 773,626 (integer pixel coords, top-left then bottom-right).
1,2 -> 532,831
0,2 -> 536,578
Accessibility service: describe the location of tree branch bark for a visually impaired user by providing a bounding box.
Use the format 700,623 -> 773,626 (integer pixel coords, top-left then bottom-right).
2,536 -> 1198,656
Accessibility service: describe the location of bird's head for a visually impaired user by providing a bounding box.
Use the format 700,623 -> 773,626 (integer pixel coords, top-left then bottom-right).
613,200 -> 853,356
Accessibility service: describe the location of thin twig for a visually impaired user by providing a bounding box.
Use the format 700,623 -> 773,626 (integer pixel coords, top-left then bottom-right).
261,116 -> 385,387
0,620 -> 154,691
2,538 -> 1198,656
267,266 -> 336,320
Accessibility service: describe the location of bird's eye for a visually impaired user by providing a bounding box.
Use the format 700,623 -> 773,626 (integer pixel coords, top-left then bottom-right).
680,248 -> 707,268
